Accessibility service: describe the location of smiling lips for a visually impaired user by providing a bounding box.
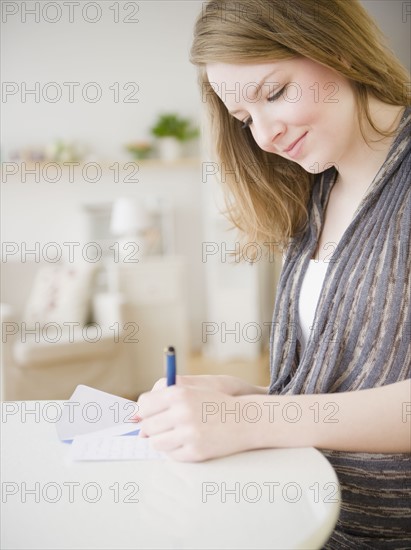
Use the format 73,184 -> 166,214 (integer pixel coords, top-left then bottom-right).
283,132 -> 308,158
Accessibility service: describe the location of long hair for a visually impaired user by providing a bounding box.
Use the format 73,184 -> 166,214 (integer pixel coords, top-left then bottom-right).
190,0 -> 410,251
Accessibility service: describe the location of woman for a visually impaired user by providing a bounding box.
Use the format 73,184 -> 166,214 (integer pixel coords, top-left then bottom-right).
137,1 -> 410,547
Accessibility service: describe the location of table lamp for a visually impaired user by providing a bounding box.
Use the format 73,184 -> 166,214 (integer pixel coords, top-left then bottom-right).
108,197 -> 151,292
110,197 -> 151,259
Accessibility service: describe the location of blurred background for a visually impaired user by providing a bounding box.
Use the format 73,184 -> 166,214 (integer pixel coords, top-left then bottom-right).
1,0 -> 410,400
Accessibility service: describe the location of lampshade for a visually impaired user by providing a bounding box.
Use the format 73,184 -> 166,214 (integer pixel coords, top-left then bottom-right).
110,197 -> 150,236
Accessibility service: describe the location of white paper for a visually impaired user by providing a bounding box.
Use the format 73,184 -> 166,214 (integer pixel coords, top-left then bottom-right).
56,385 -> 139,441
70,434 -> 166,461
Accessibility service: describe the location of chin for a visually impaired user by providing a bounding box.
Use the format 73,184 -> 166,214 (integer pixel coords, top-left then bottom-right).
298,156 -> 337,175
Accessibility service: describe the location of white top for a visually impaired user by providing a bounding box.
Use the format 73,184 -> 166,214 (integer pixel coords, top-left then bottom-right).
298,260 -> 329,354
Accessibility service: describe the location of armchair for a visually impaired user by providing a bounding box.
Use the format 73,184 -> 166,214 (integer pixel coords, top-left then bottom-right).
1,262 -> 136,400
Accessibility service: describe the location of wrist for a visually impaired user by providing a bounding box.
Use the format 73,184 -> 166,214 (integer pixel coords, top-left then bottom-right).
224,376 -> 269,396
236,394 -> 305,451
207,375 -> 241,395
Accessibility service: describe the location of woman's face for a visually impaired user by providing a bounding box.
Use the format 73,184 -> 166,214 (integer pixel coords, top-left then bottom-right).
206,57 -> 358,174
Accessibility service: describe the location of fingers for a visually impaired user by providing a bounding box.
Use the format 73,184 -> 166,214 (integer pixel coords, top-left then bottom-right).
151,375 -> 183,391
167,446 -> 207,463
148,429 -> 184,454
139,410 -> 176,438
151,377 -> 167,391
135,384 -> 190,424
136,388 -> 172,419
149,434 -> 209,462
131,384 -> 167,422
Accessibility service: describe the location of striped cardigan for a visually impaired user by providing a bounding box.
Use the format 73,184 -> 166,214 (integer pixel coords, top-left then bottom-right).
268,106 -> 411,549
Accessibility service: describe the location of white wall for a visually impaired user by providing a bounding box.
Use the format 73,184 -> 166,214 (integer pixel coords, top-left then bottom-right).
1,0 -> 203,159
361,0 -> 410,72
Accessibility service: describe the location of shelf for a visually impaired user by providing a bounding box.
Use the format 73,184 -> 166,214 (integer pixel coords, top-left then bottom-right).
3,158 -> 202,170
131,157 -> 202,168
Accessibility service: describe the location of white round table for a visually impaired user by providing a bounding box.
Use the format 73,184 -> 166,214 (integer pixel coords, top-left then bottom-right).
1,401 -> 340,549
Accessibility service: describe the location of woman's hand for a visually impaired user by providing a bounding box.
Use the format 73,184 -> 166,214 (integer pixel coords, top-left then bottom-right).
136,384 -> 251,462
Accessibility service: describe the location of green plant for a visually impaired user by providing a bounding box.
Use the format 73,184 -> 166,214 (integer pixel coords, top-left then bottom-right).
125,141 -> 152,160
150,113 -> 199,142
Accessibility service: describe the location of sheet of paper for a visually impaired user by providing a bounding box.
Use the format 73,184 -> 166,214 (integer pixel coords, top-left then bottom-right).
70,434 -> 166,461
56,384 -> 139,441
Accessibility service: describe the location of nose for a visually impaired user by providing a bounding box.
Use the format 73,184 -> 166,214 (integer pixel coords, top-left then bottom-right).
252,117 -> 285,153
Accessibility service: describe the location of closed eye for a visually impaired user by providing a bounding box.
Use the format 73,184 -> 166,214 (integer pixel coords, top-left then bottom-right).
241,86 -> 286,130
268,85 -> 286,103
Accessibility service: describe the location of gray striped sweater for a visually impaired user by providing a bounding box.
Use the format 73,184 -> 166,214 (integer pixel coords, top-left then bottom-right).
268,106 -> 411,549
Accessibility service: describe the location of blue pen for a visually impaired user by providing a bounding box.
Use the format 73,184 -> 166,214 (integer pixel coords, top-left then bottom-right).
165,346 -> 176,386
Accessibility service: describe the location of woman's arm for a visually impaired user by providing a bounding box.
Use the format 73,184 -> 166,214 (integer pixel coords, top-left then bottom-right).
242,379 -> 411,454
149,374 -> 269,396
137,379 -> 410,461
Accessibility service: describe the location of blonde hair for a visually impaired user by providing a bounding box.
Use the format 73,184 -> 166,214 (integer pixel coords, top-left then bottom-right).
190,0 -> 410,251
